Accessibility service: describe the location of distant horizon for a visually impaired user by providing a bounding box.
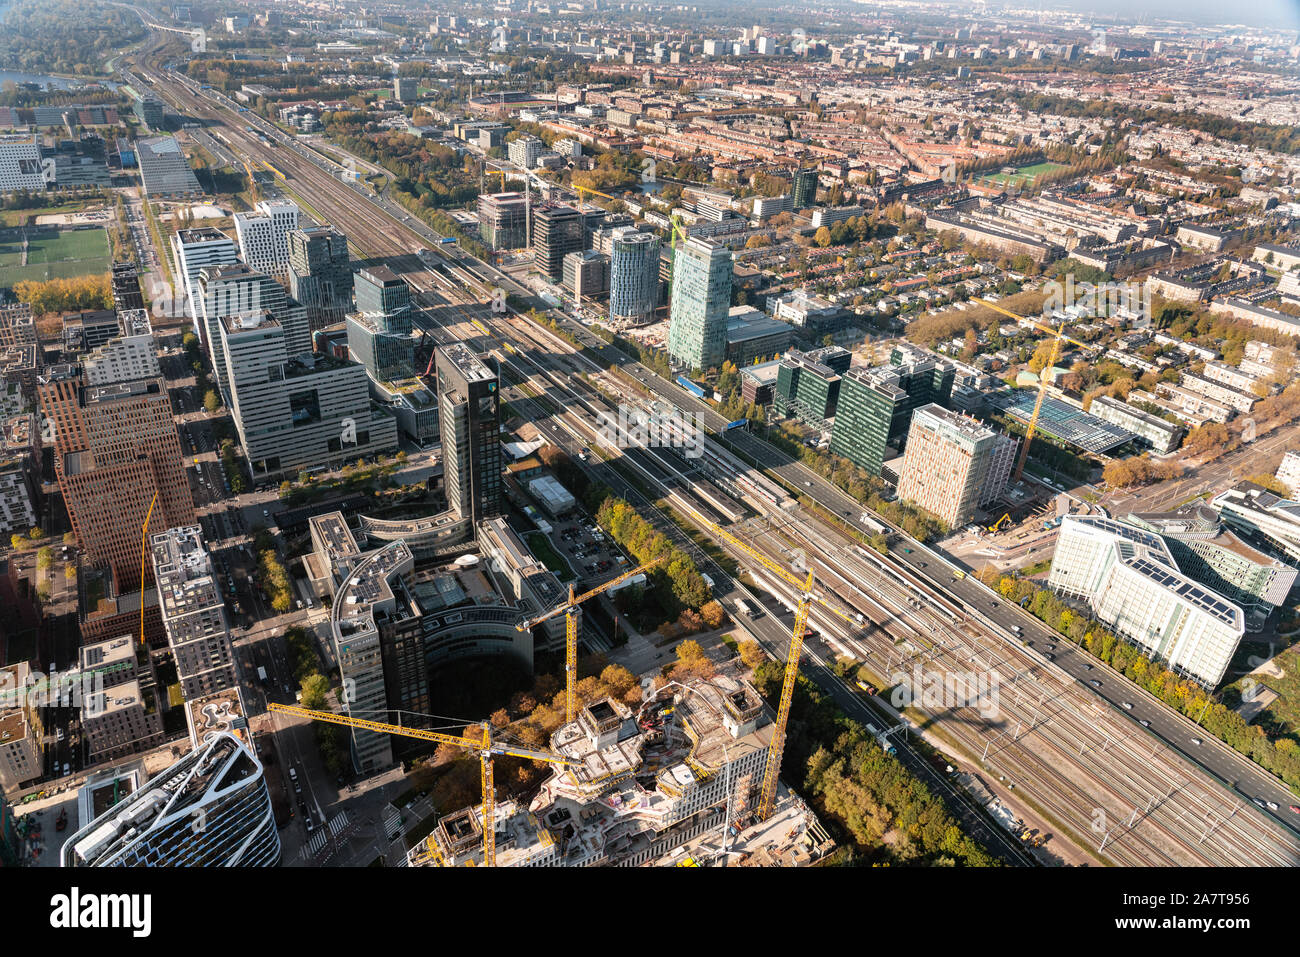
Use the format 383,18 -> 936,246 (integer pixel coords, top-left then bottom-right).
1008,0 -> 1300,31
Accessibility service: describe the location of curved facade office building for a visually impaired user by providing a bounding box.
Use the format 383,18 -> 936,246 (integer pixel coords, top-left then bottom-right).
609,230 -> 660,325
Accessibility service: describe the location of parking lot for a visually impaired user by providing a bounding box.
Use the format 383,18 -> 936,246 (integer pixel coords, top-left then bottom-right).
553,519 -> 627,581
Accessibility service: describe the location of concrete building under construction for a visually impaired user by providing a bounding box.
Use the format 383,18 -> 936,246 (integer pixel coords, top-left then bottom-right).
407,671 -> 833,867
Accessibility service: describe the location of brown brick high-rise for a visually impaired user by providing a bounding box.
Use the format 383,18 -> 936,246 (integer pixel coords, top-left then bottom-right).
38,366 -> 194,591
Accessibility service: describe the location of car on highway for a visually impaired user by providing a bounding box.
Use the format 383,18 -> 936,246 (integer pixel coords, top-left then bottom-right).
1267,801 -> 1279,811
1121,701 -> 1133,710
1139,719 -> 1150,728
1190,737 -> 1202,746
1252,798 -> 1267,809
1289,805 -> 1300,815
1088,680 -> 1102,687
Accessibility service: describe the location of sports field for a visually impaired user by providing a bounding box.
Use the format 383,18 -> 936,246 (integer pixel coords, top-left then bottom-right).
0,227 -> 111,285
978,161 -> 1068,189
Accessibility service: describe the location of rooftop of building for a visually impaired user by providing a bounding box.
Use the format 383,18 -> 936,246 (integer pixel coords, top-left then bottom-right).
740,359 -> 782,385
725,306 -> 792,342
1062,515 -> 1245,629
175,226 -> 233,245
85,678 -> 148,720
221,311 -> 280,335
150,525 -> 223,627
358,264 -> 403,286
80,634 -> 136,671
439,342 -> 495,384
910,402 -> 999,440
309,511 -> 361,562
186,688 -> 248,749
82,377 -> 164,406
1129,506 -> 1289,568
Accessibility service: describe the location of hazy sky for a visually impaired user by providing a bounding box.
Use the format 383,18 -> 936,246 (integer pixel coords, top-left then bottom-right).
1051,0 -> 1300,30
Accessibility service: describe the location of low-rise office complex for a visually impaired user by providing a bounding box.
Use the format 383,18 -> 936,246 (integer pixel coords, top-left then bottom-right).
1048,515 -> 1245,687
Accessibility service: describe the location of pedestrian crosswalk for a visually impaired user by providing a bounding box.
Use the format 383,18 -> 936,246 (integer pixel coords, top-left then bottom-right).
301,829 -> 328,858
328,811 -> 349,837
384,807 -> 402,839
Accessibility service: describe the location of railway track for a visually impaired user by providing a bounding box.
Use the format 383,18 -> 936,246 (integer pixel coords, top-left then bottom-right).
134,57 -> 1300,867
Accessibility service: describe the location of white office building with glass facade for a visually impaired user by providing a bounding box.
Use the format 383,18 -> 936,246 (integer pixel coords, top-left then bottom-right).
1047,515 -> 1245,687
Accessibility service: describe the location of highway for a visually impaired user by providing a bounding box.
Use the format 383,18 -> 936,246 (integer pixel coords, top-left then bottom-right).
131,51 -> 1300,865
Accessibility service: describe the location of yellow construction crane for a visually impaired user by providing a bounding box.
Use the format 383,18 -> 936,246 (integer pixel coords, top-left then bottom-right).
669,211 -> 689,250
701,519 -> 858,821
516,559 -> 661,724
242,158 -> 260,202
267,703 -> 578,866
485,167 -> 524,192
572,183 -> 624,206
973,297 -> 1093,481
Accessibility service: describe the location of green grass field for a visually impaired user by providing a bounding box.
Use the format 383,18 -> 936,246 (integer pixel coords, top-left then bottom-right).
979,161 -> 1067,189
0,227 -> 111,284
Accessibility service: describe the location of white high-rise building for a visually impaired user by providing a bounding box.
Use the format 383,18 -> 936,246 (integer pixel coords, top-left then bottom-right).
81,309 -> 160,386
171,227 -> 239,334
233,200 -> 299,276
196,262 -> 307,399
61,731 -> 280,866
220,313 -> 398,479
1048,515 -> 1245,687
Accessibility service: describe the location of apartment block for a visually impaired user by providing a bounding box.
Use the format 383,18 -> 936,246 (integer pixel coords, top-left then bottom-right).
829,350 -> 955,475
233,200 -> 299,276
436,344 -> 502,526
0,413 -> 39,536
477,191 -> 529,251
39,368 -> 194,589
532,203 -> 585,282
151,525 -> 237,700
895,404 -> 1015,528
1088,395 -> 1184,455
80,309 -> 160,387
171,227 -> 239,331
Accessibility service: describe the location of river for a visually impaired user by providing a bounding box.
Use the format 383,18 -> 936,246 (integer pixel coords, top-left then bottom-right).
0,69 -> 119,92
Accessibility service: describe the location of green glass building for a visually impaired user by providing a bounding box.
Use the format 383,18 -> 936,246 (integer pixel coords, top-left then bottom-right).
829,351 -> 955,474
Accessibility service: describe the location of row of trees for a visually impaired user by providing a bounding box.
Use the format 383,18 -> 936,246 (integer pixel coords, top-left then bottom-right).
283,626 -> 348,777
256,546 -> 294,614
977,567 -> 1300,793
14,274 -> 111,316
764,425 -> 951,542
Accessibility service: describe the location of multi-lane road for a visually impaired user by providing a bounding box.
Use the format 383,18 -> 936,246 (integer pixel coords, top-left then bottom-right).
131,51 -> 1300,865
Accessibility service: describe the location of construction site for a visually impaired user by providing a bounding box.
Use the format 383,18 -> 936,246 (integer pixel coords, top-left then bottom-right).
404,670 -> 833,867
